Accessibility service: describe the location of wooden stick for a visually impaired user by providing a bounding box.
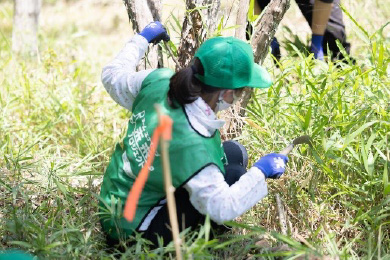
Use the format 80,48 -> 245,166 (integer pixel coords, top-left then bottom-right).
155,104 -> 182,260
275,194 -> 287,236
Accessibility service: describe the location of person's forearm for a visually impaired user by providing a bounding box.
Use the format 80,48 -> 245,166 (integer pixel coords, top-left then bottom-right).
101,34 -> 154,110
184,165 -> 268,224
312,0 -> 333,35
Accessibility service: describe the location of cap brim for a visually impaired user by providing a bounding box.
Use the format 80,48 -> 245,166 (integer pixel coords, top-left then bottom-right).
247,63 -> 272,89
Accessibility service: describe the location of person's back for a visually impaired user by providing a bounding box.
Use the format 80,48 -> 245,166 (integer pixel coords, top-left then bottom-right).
100,68 -> 227,241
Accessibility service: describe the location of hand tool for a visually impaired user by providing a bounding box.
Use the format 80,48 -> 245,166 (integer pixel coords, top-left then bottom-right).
279,135 -> 312,155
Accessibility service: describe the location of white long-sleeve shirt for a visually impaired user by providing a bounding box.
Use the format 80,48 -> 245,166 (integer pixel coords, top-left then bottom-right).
102,35 -> 268,230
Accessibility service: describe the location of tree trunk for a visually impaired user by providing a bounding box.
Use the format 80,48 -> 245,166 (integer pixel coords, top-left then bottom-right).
123,0 -> 162,69
234,0 -> 250,40
176,0 -> 221,70
12,0 -> 41,55
241,0 -> 291,113
219,0 -> 251,139
221,0 -> 290,139
251,0 -> 290,64
122,0 -> 289,138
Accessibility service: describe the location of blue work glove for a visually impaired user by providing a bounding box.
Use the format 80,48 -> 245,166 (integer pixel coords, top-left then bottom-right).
253,153 -> 288,179
139,21 -> 170,44
310,34 -> 324,60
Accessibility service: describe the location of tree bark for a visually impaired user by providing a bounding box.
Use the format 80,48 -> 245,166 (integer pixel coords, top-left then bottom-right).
221,0 -> 290,139
234,0 -> 250,40
12,0 -> 41,55
240,0 -> 290,114
123,0 -> 162,69
176,0 -> 221,70
219,0 -> 251,139
251,0 -> 290,64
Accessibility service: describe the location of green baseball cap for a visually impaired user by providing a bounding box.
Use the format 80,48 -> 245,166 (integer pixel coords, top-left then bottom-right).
194,36 -> 272,89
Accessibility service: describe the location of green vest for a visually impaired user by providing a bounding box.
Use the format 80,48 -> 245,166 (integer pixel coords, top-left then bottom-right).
99,68 -> 226,240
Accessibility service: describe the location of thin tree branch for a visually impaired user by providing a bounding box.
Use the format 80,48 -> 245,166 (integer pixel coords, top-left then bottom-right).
163,41 -> 182,70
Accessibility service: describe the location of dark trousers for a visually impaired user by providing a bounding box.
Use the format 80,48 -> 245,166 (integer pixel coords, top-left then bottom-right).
257,0 -> 351,59
138,140 -> 248,247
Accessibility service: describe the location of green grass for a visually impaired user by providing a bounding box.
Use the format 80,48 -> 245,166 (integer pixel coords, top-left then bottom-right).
1,0 -> 390,259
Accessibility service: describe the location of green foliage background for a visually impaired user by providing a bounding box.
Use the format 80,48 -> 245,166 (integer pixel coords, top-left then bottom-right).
0,0 -> 389,258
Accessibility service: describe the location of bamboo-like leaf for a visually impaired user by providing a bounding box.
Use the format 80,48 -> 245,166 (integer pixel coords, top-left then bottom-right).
367,151 -> 375,176
294,112 -> 305,130
346,146 -> 361,163
372,41 -> 377,63
8,241 -> 33,249
362,138 -> 368,174
335,39 -> 351,64
303,105 -> 312,131
340,5 -> 369,40
374,144 -> 388,161
289,43 -> 305,60
168,41 -> 178,56
54,178 -> 68,195
343,121 -> 379,148
384,160 -> 390,196
171,13 -> 182,32
366,133 -> 377,152
337,88 -> 342,114
378,42 -> 384,75
43,241 -> 65,250
248,0 -> 259,23
370,21 -> 390,39
217,15 -> 223,31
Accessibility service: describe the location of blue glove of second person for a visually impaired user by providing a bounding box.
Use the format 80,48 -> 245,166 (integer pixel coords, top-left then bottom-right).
270,37 -> 281,60
254,153 -> 288,179
139,21 -> 170,44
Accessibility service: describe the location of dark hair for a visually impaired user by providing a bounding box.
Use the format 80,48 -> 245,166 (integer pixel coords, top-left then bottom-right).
168,58 -> 221,108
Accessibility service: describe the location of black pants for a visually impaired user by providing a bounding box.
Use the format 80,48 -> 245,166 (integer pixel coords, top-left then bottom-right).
257,0 -> 351,59
108,140 -> 249,248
